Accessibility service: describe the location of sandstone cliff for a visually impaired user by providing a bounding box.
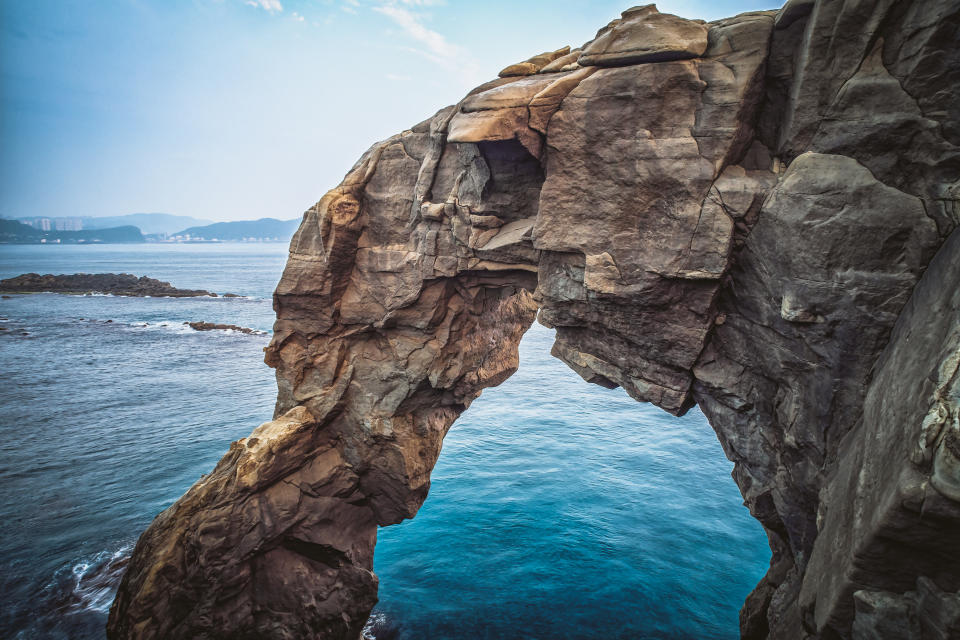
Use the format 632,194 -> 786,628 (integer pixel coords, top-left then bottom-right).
107,2 -> 960,638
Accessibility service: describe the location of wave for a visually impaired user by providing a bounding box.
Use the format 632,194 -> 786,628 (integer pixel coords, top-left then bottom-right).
125,321 -> 269,336
114,293 -> 262,300
124,320 -> 196,335
363,611 -> 401,640
35,543 -> 133,623
65,545 -> 132,614
32,292 -> 262,300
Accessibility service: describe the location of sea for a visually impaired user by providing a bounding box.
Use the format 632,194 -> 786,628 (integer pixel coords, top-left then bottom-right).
0,243 -> 770,640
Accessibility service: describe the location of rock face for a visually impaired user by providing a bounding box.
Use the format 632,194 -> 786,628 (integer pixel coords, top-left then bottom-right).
0,273 -> 218,297
107,2 -> 960,639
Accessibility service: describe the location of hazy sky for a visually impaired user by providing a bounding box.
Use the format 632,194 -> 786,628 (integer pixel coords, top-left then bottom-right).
1,0 -> 779,222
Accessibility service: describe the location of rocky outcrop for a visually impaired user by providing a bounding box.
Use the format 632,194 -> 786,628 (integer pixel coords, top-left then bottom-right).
184,321 -> 265,335
0,273 -> 218,297
108,2 -> 960,639
578,4 -> 709,66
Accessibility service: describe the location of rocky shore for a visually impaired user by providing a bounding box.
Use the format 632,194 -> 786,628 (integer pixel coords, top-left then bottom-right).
0,273 -> 221,297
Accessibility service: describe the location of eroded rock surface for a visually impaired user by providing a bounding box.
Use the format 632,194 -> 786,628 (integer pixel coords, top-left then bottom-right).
108,2 -> 960,639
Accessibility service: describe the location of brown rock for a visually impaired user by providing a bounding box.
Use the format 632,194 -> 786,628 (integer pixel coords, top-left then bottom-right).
578,5 -> 709,67
448,74 -> 558,157
538,48 -> 582,73
498,45 -> 571,77
498,61 -> 539,77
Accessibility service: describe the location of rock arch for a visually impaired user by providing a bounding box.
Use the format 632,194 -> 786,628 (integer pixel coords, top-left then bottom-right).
108,3 -> 960,639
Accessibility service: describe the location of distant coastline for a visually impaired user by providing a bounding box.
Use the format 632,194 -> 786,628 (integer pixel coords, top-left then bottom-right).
1,219 -> 144,244
1,213 -> 299,244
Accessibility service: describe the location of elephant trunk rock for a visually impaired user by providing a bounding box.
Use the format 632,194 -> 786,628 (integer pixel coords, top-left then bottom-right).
108,2 -> 960,638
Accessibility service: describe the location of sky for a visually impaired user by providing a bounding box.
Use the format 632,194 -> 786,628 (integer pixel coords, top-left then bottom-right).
1,0 -> 780,222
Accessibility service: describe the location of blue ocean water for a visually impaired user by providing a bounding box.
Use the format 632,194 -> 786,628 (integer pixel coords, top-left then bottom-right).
0,244 -> 769,639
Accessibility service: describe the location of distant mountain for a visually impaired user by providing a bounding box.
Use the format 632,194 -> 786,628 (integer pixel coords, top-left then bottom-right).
5,214 -> 300,243
14,213 -> 211,235
171,218 -> 300,242
1,219 -> 144,244
82,213 -> 214,235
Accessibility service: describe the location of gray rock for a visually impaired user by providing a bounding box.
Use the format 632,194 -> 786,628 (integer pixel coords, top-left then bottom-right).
853,578 -> 960,640
797,224 -> 960,638
852,589 -> 921,639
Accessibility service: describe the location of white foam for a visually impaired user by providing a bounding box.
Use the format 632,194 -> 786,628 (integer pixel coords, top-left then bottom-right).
67,544 -> 133,614
216,327 -> 268,336
123,321 -> 196,335
362,612 -> 394,640
124,320 -> 268,336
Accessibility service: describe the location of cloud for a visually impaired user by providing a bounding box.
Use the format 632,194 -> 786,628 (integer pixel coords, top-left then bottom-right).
245,0 -> 283,12
372,4 -> 459,62
369,1 -> 482,88
291,11 -> 305,21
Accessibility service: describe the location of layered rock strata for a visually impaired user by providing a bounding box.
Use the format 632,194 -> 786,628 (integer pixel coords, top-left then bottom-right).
108,2 -> 960,639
